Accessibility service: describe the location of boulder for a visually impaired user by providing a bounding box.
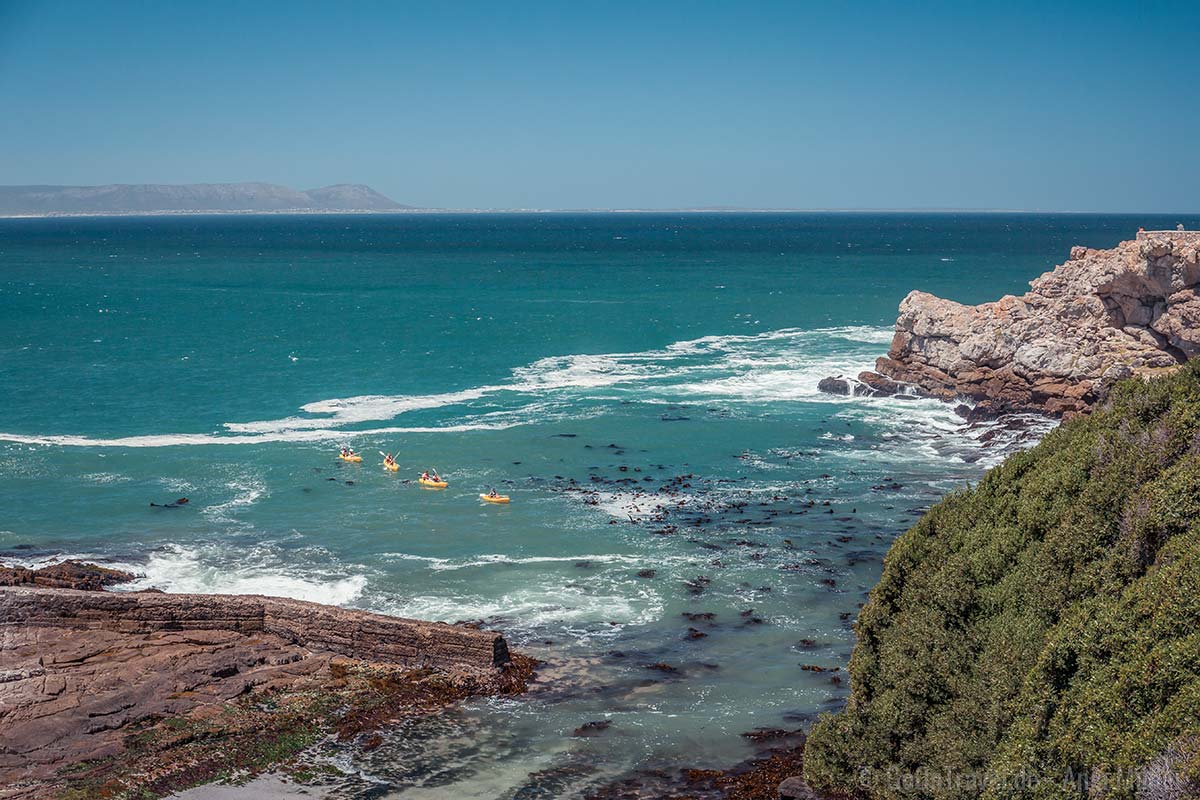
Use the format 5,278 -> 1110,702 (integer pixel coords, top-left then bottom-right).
816,376 -> 851,396
0,559 -> 134,590
778,775 -> 821,799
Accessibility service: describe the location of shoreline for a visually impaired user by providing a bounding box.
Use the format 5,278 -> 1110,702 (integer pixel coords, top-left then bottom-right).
0,562 -> 535,799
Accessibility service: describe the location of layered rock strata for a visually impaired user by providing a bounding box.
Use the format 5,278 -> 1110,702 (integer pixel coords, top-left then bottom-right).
825,231 -> 1200,416
0,562 -> 528,798
2,585 -> 510,670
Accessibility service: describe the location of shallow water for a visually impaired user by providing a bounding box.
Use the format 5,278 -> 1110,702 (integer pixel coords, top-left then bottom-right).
1,212 -> 1190,797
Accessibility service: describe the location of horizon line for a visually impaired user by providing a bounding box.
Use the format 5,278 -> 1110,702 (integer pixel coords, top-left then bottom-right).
2,207 -> 1199,219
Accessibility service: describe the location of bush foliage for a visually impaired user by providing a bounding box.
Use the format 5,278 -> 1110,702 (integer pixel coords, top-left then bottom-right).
804,364 -> 1200,800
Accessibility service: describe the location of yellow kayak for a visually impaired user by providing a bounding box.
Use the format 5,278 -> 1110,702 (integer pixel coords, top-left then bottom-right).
480,493 -> 510,504
383,460 -> 399,472
419,477 -> 448,488
339,454 -> 362,463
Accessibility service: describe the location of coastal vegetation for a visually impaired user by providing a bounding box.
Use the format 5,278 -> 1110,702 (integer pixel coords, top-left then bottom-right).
804,363 -> 1200,799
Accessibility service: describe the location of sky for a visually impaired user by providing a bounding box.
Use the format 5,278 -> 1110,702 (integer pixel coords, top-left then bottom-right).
1,0 -> 1197,211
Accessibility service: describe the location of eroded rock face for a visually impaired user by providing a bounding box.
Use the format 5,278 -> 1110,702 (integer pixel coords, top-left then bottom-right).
3,585 -> 511,671
0,564 -> 528,797
0,560 -> 134,591
854,231 -> 1200,416
0,624 -> 337,782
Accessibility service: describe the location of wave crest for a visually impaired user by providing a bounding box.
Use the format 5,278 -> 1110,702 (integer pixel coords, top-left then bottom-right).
0,325 -> 919,448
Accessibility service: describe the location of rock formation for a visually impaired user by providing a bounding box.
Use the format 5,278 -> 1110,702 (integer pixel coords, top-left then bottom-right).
0,562 -> 531,798
0,560 -> 135,591
825,231 -> 1200,417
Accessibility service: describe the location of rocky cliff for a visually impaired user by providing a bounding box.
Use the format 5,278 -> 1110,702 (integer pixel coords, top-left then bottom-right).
831,231 -> 1200,417
0,563 -> 531,799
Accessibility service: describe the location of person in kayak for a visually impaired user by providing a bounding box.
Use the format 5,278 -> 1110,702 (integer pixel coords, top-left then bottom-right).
420,470 -> 431,481
486,488 -> 500,498
384,453 -> 396,468
151,497 -> 189,508
431,469 -> 443,482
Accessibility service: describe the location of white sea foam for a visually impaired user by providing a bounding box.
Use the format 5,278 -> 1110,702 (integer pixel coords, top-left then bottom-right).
115,544 -> 368,605
0,551 -> 102,571
0,420 -> 520,448
226,387 -> 493,433
158,477 -> 197,493
81,472 -> 131,484
2,324 -> 1018,457
1,544 -> 369,606
380,552 -> 651,571
580,490 -> 695,520
674,363 -> 863,402
201,478 -> 267,525
383,583 -> 664,630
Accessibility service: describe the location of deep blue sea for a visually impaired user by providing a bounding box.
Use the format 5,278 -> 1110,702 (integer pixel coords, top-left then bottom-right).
2,212 -> 1194,797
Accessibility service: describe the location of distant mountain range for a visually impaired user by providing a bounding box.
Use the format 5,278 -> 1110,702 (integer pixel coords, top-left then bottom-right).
0,183 -> 412,215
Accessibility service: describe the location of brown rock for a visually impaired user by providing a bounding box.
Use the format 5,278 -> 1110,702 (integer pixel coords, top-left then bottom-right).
0,577 -> 530,794
572,720 -> 612,737
779,775 -> 821,799
2,585 -> 510,670
816,376 -> 852,395
866,231 -> 1200,416
0,560 -> 134,590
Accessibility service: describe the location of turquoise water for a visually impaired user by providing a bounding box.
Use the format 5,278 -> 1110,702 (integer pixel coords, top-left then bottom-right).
1,213 -> 1192,797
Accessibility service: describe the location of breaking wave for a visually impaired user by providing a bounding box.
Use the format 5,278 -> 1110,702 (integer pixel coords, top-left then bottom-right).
117,544 -> 368,605
0,324 -> 1049,463
379,552 -> 655,571
1,543 -> 369,606
377,583 -> 665,632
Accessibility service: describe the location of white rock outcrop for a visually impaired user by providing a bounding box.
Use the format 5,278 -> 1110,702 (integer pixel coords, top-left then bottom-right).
851,231 -> 1200,416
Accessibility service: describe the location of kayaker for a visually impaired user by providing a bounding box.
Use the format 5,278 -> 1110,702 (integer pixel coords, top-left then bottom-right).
487,488 -> 500,498
151,497 -> 189,508
421,470 -> 431,481
431,469 -> 442,482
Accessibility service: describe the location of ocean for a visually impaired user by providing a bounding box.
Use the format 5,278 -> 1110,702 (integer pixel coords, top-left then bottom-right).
1,212 -> 1192,797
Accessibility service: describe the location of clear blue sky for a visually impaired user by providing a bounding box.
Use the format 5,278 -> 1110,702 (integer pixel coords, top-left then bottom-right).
1,0 -> 1196,210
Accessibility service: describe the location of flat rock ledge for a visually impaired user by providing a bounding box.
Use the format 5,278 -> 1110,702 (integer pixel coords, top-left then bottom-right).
3,584 -> 511,671
823,230 -> 1200,417
0,562 -> 533,799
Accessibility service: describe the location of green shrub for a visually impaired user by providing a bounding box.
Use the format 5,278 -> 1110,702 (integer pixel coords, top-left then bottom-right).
804,363 -> 1200,800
